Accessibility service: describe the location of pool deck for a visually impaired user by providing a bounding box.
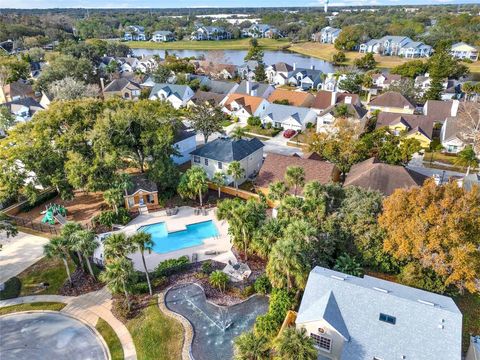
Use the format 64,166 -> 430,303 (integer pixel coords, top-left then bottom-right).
120,206 -> 235,272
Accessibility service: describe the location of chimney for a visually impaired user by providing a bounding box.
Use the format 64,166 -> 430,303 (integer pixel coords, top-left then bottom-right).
331,91 -> 337,106
100,77 -> 105,92
451,100 -> 459,117
344,96 -> 352,104
311,65 -> 315,70
293,63 -> 296,71
246,81 -> 252,96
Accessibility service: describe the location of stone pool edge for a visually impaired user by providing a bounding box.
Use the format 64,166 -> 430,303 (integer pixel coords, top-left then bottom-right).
158,282 -> 270,360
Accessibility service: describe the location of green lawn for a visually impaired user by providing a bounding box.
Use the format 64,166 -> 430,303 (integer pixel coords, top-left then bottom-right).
125,38 -> 290,51
18,257 -> 75,297
455,293 -> 480,353
96,318 -> 124,360
126,301 -> 183,360
0,302 -> 66,316
244,125 -> 281,138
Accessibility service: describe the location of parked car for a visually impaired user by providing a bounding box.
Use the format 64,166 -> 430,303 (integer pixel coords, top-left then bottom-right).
283,129 -> 296,138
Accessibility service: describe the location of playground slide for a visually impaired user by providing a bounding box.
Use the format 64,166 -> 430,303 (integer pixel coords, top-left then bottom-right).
41,210 -> 55,225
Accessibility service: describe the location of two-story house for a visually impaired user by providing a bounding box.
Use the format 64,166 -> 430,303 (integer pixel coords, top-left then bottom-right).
1,97 -> 44,124
124,25 -> 146,41
221,93 -> 269,123
265,62 -> 294,85
371,73 -> 402,90
172,123 -> 197,164
242,24 -> 280,38
316,100 -> 367,132
102,78 -> 142,100
149,83 -> 195,109
288,66 -> 323,90
366,91 -> 415,114
359,36 -> 432,57
311,26 -> 341,44
450,42 -> 479,62
117,57 -> 140,73
236,80 -> 275,99
190,136 -> 264,185
237,61 -> 259,81
296,266 -> 462,360
152,31 -> 174,42
190,26 -> 232,41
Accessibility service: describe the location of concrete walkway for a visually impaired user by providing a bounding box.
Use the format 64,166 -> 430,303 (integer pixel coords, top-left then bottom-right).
0,287 -> 137,360
0,231 -> 49,284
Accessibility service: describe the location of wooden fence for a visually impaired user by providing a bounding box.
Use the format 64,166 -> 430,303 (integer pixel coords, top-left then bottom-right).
208,183 -> 260,201
6,214 -> 59,235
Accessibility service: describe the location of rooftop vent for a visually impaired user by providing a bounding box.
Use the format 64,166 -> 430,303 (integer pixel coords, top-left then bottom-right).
417,299 -> 435,306
373,287 -> 389,294
331,275 -> 346,281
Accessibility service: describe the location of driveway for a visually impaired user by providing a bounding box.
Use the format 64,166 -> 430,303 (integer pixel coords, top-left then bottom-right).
0,231 -> 49,284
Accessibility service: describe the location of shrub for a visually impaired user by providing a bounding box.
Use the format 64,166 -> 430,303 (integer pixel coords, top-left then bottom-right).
154,256 -> 190,277
241,285 -> 255,298
254,275 -> 271,295
247,116 -> 262,127
201,260 -> 213,275
265,122 -> 272,129
92,208 -> 131,228
0,277 -> 21,300
131,282 -> 150,295
209,270 -> 229,293
254,288 -> 294,339
332,51 -> 346,64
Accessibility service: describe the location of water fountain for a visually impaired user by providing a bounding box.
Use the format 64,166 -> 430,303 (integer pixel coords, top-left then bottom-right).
165,283 -> 269,360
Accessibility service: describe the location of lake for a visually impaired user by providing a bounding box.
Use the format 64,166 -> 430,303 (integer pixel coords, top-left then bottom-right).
132,48 -> 336,73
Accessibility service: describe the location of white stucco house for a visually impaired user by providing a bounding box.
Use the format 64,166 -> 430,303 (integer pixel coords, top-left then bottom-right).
265,62 -> 294,85
311,26 -> 341,44
450,42 -> 478,61
261,103 -> 317,131
296,266 -> 462,360
190,136 -> 264,185
172,124 -> 197,164
149,84 -> 195,109
359,36 -> 432,58
440,116 -> 467,154
152,31 -> 174,42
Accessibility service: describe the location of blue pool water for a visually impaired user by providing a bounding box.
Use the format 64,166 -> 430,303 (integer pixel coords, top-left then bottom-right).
139,220 -> 219,254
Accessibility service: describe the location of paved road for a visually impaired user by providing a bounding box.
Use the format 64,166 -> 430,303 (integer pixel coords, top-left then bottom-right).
0,232 -> 49,284
407,165 -> 467,180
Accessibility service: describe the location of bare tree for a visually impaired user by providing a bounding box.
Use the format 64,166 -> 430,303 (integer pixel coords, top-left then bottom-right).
457,102 -> 480,155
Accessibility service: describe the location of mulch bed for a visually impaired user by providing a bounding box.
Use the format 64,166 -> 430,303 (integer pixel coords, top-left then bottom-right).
59,268 -> 104,296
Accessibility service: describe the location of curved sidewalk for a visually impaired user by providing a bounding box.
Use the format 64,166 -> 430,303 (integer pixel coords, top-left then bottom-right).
0,288 -> 137,360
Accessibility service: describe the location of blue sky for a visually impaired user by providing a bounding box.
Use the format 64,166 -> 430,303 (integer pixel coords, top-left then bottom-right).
0,0 -> 478,9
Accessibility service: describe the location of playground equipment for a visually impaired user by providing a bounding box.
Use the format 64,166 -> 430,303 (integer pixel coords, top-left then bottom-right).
41,204 -> 67,225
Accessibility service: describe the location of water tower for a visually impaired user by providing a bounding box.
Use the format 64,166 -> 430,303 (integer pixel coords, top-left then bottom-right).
324,0 -> 329,13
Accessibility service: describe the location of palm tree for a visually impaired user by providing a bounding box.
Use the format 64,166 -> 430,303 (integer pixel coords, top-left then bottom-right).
103,233 -> 134,261
454,145 -> 478,176
227,161 -> 245,190
71,229 -> 98,279
129,232 -> 154,296
100,257 -> 137,311
285,166 -> 305,196
251,218 -> 283,259
234,330 -> 270,360
44,236 -> 73,284
177,166 -> 208,207
211,172 -> 226,198
273,327 -> 317,360
103,188 -> 124,215
209,270 -> 229,293
266,237 -> 309,291
230,126 -> 246,140
461,82 -> 474,101
268,181 -> 289,201
61,222 -> 84,269
334,253 -> 363,277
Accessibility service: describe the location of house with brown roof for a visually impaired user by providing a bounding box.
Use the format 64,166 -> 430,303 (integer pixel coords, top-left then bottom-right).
193,60 -> 237,80
366,91 -> 415,114
375,112 -> 436,147
371,73 -> 402,90
344,157 -> 427,196
440,102 -> 479,154
1,80 -> 35,104
102,78 -> 142,100
124,174 -> 159,211
267,89 -> 315,108
255,153 -> 340,197
311,91 -> 361,112
221,93 -> 269,123
188,90 -> 227,107
423,99 -> 459,124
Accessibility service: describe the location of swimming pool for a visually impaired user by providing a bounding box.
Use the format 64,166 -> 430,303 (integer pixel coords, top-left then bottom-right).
139,220 -> 219,254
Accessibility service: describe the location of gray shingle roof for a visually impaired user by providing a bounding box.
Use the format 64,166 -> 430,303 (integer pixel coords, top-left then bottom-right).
150,83 -> 191,100
204,80 -> 237,95
191,137 -> 264,162
297,266 -> 462,360
236,80 -> 271,97
263,103 -> 315,126
103,78 -> 140,93
126,174 -> 158,196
